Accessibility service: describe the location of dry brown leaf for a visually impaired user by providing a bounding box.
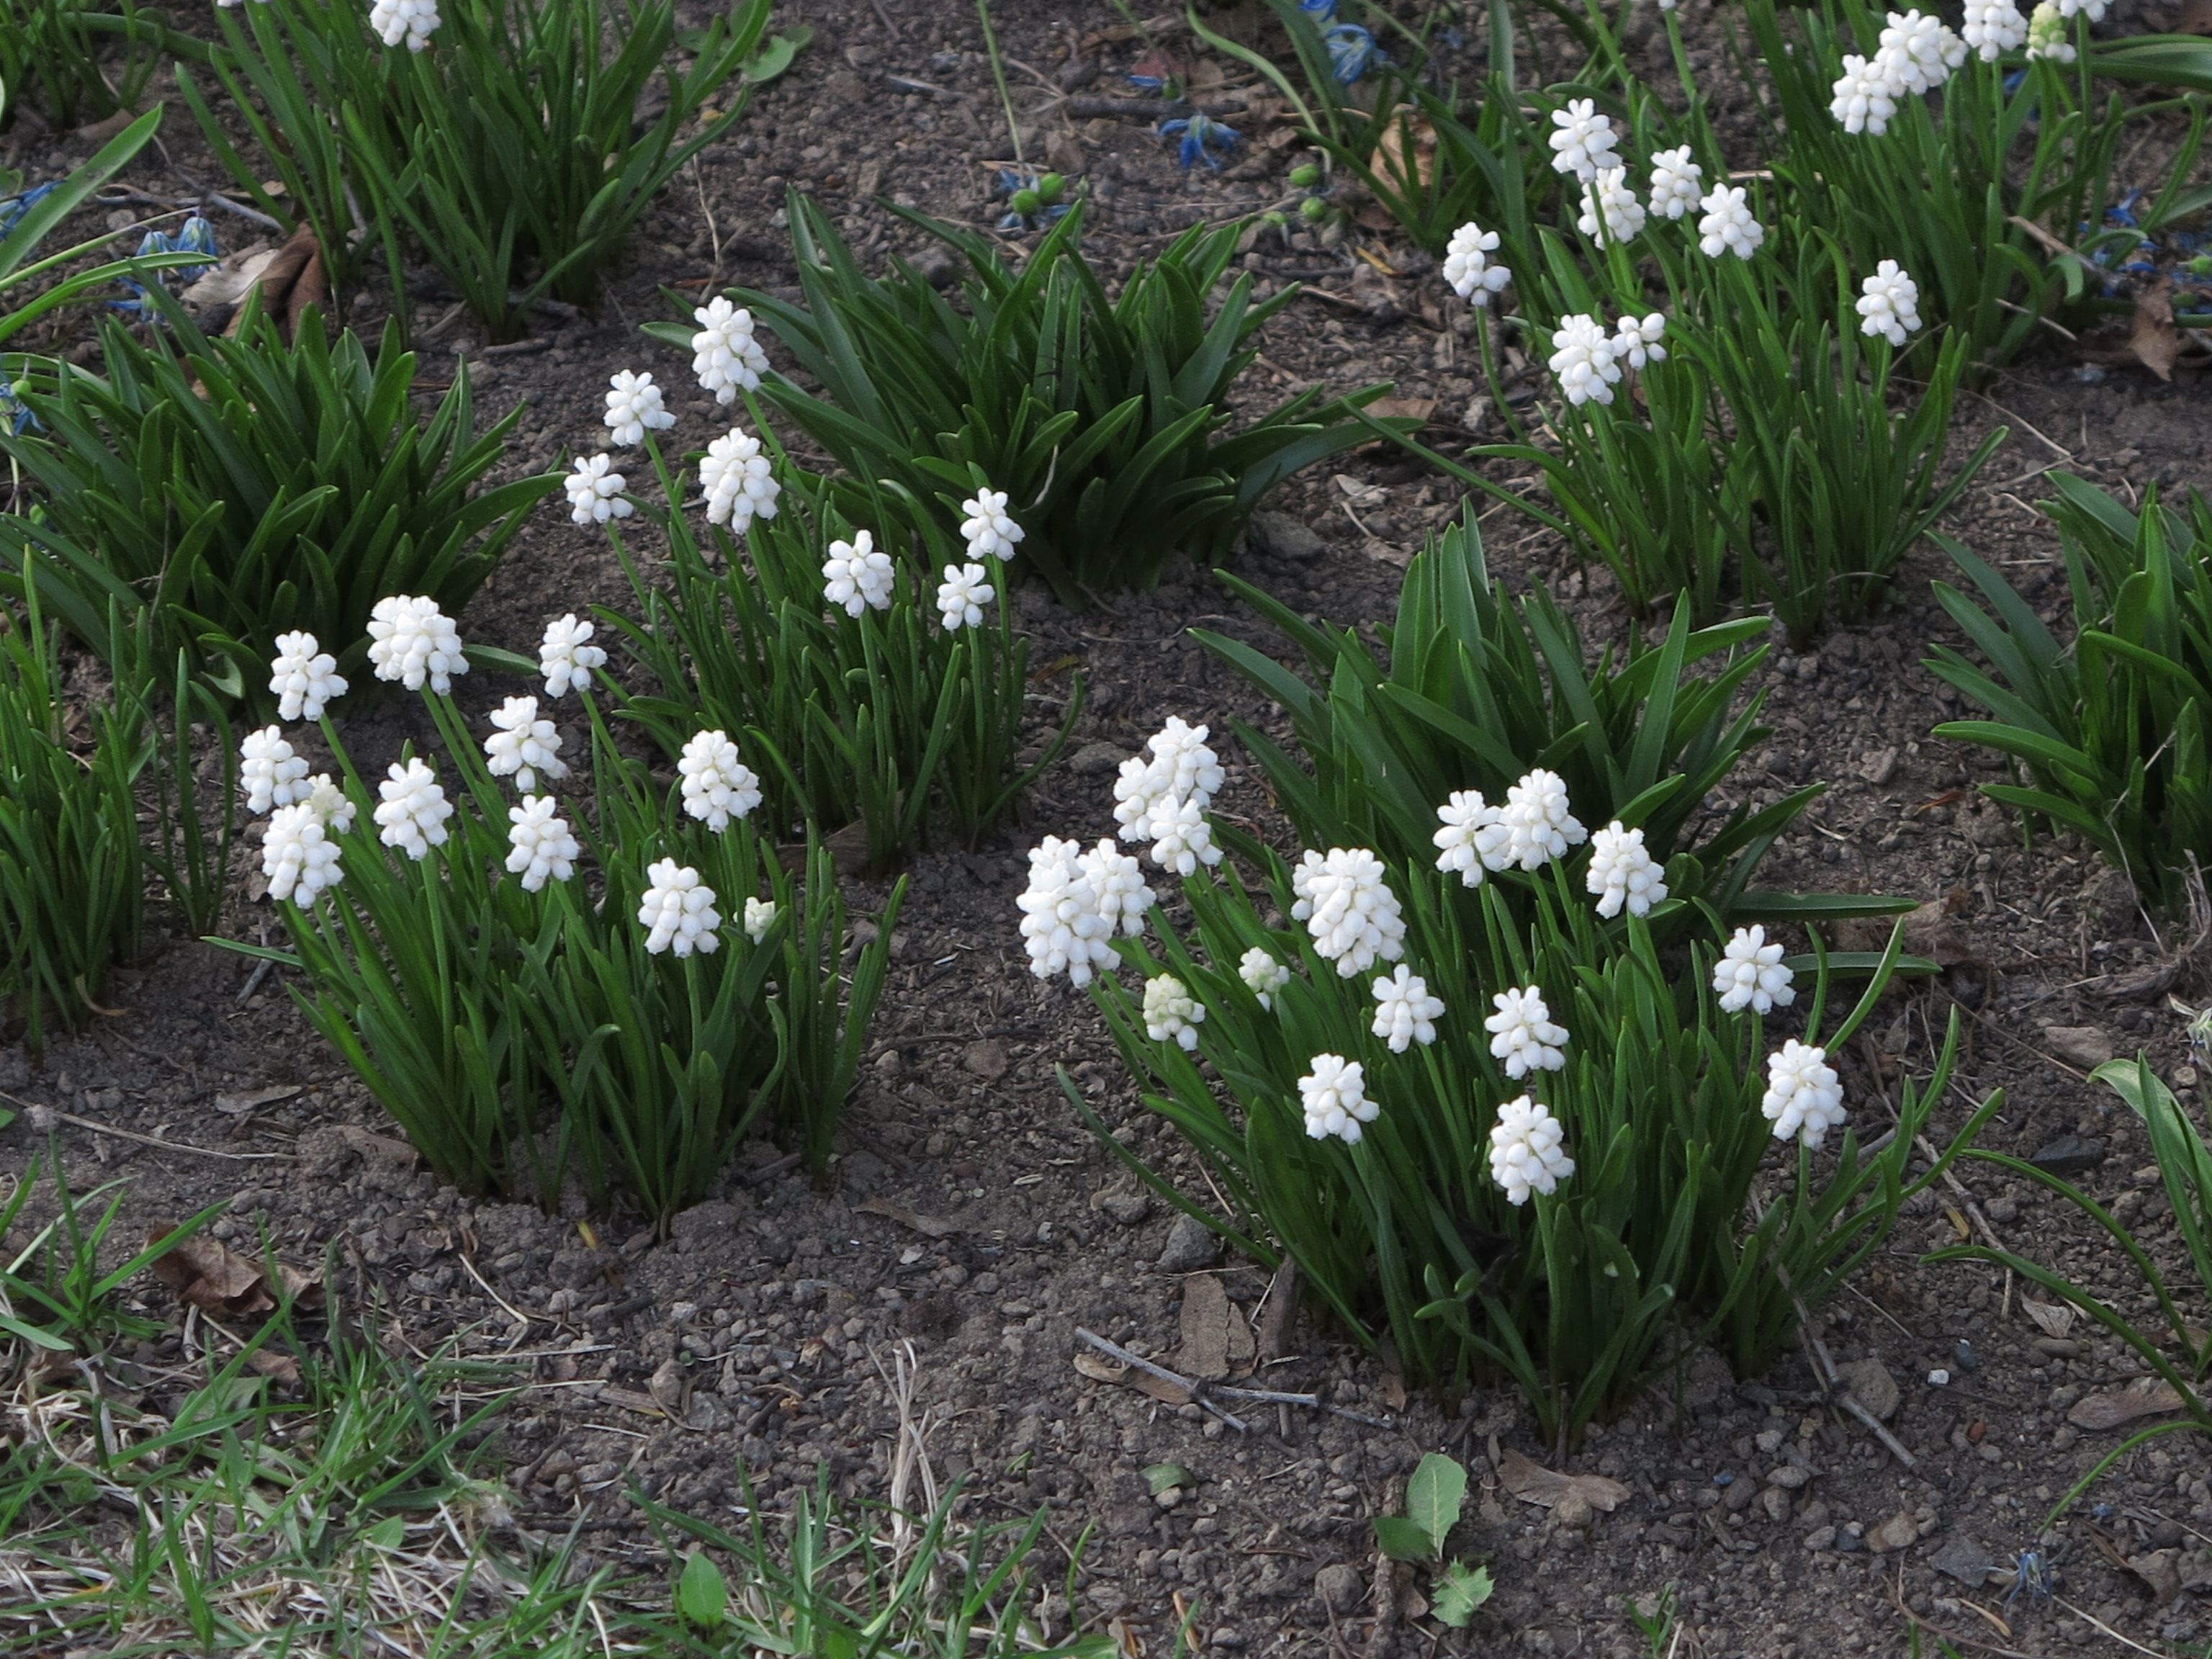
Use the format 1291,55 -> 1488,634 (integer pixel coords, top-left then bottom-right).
2022,1298 -> 2077,1339
1174,1273 -> 1253,1382
2068,1377 -> 2189,1429
2182,0 -> 2212,32
855,1198 -> 956,1238
2131,279 -> 2183,382
1071,1349 -> 1192,1405
1367,396 -> 1437,427
339,1124 -> 421,1171
1495,1446 -> 1630,1512
1368,107 -> 1437,191
2127,1548 -> 2185,1606
145,1223 -> 319,1318
214,1084 -> 302,1118
778,818 -> 871,877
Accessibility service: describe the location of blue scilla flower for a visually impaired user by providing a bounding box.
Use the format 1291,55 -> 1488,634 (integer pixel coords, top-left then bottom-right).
1300,0 -> 1339,19
1158,112 -> 1238,170
0,379 -> 33,436
1323,24 -> 1384,83
112,214 -> 220,313
0,181 -> 58,239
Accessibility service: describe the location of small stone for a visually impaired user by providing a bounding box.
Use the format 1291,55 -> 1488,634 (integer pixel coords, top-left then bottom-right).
2030,1135 -> 2106,1177
1838,1357 -> 1901,1421
1767,1464 -> 1811,1491
1803,1525 -> 1838,1550
1249,509 -> 1326,562
1929,1369 -> 1951,1387
1094,1190 -> 1151,1226
962,1040 -> 1010,1082
1552,1492 -> 1594,1530
1860,747 -> 1899,785
1759,1487 -> 1791,1523
1069,741 -> 1128,778
1869,1511 -> 1920,1554
1157,1212 -> 1221,1272
1930,1532 -> 1999,1588
1314,1562 -> 1364,1614
2041,1025 -> 2116,1069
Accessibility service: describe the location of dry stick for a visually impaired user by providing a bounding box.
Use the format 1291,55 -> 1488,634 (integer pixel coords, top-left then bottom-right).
1073,1326 -> 1395,1429
0,1092 -> 290,1161
1766,1254 -> 1917,1470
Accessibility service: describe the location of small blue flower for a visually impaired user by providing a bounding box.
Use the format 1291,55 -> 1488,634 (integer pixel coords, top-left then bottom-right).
0,379 -> 33,436
1158,112 -> 1239,171
1323,23 -> 1385,83
112,215 -> 220,313
1300,0 -> 1340,18
0,181 -> 58,240
1127,73 -> 1168,92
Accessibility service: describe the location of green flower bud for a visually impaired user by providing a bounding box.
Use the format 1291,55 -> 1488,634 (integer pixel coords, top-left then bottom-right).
1036,172 -> 1066,204
1010,188 -> 1041,216
1288,163 -> 1322,189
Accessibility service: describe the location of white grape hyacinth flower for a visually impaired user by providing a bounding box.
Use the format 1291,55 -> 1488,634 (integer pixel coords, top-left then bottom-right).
2058,0 -> 2109,16
1498,768 -> 1588,870
1856,259 -> 1923,346
1829,53 -> 1900,134
1713,925 -> 1797,1015
959,488 -> 1025,563
369,0 -> 437,50
1370,965 -> 1444,1053
1547,313 -> 1622,408
1612,313 -> 1668,371
240,726 -> 310,815
822,529 -> 895,617
1114,716 -> 1226,872
1143,975 -> 1206,1051
1577,168 -> 1647,247
1433,788 -> 1510,886
1290,847 -> 1407,977
262,800 -> 343,905
1961,0 -> 2028,58
505,796 -> 580,891
1696,185 -> 1766,260
699,427 -> 780,534
1300,1053 -> 1378,1145
1586,820 -> 1667,919
1547,98 -> 1621,181
373,757 -> 452,860
690,296 -> 768,404
1144,793 -> 1220,877
539,613 -> 606,698
1487,984 -> 1568,1079
2026,0 -> 2077,58
1239,947 -> 1290,1010
1648,146 -> 1704,219
1443,221 -> 1512,305
484,696 -> 567,793
269,630 -> 346,722
678,729 -> 763,831
367,594 -> 468,694
935,562 -> 995,631
1015,835 -> 1151,986
603,369 -> 675,449
305,775 -> 356,834
564,453 -> 631,527
744,896 -> 778,945
639,859 -> 721,958
1877,9 -> 1968,93
1081,838 -> 1151,938
1763,1039 -> 1846,1147
1489,1094 -> 1576,1205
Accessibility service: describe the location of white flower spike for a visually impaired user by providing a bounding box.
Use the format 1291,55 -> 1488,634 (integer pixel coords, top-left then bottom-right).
1015,835 -> 1151,986
1577,168 -> 1646,247
240,726 -> 310,815
1143,975 -> 1206,1051
1498,768 -> 1588,869
1763,1039 -> 1846,1146
959,488 -> 1025,562
935,562 -> 996,631
1547,313 -> 1622,408
539,613 -> 606,698
639,859 -> 721,958
2026,0 -> 2076,58
1713,925 -> 1797,1015
269,630 -> 346,722
1489,1095 -> 1575,1204
1433,789 -> 1509,886
1696,185 -> 1766,261
1443,222 -> 1511,305
1290,847 -> 1407,977
603,369 -> 675,449
565,454 -> 631,527
1487,984 -> 1568,1079
1586,820 -> 1667,918
1371,965 -> 1444,1053
484,696 -> 567,793
1115,717 -> 1226,874
374,757 -> 452,860
1856,260 -> 1923,347
1547,99 -> 1621,181
1829,53 -> 1900,134
506,796 -> 580,891
744,896 -> 778,945
262,800 -> 343,905
369,0 -> 437,50
690,296 -> 768,405
678,729 -> 763,832
1239,947 -> 1290,1010
822,529 -> 896,617
699,427 -> 780,534
1300,1053 -> 1377,1144
1612,313 -> 1668,370
1648,146 -> 1704,220
1961,0 -> 2027,59
367,594 -> 468,694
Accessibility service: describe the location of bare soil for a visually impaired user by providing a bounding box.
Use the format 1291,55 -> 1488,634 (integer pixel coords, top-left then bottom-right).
6,1 -> 2212,1654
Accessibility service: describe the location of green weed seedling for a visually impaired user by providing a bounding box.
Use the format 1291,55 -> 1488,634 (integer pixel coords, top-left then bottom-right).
1373,1453 -> 1493,1629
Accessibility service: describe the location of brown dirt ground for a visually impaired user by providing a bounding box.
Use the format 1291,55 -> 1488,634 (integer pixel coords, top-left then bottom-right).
6,1 -> 2212,1655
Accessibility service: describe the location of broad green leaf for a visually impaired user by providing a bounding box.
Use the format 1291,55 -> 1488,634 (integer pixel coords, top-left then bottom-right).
1406,1452 -> 1467,1556
677,1549 -> 727,1627
1374,1514 -> 1435,1563
1433,1559 -> 1494,1627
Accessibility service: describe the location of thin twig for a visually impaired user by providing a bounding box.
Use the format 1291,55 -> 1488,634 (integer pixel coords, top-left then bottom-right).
1074,1326 -> 1397,1430
1767,1253 -> 1917,1469
1074,1326 -> 1246,1431
2,1092 -> 290,1161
